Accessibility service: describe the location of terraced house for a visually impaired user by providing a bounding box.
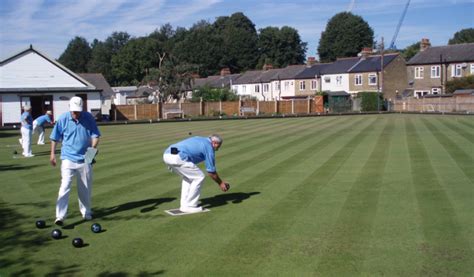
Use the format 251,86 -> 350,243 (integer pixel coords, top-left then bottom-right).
406,38 -> 474,98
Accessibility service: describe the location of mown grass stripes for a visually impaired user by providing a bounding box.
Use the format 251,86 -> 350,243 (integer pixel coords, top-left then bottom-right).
405,118 -> 473,276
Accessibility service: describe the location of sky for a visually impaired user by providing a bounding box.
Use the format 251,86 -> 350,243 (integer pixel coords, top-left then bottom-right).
0,0 -> 473,61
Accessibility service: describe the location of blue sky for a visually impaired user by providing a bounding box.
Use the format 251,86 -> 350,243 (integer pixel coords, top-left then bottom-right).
0,0 -> 473,61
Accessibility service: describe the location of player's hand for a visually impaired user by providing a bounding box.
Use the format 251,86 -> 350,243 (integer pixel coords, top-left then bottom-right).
50,154 -> 56,167
219,182 -> 230,192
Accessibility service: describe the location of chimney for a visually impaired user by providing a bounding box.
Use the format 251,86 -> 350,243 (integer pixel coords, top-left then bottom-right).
262,64 -> 273,71
306,56 -> 317,66
359,47 -> 373,59
220,68 -> 231,76
420,38 -> 431,52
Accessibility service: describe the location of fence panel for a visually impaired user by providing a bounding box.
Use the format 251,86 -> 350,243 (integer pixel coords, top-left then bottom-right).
393,95 -> 474,113
182,102 -> 201,117
259,101 -> 276,115
204,102 -> 220,116
222,101 -> 239,116
278,101 -> 292,114
294,100 -> 308,114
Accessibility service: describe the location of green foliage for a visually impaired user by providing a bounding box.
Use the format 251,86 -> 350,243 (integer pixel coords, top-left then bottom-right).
448,28 -> 474,45
445,75 -> 474,93
173,20 -> 223,77
111,37 -> 160,85
401,42 -> 420,61
191,85 -> 239,102
87,32 -> 130,85
257,26 -> 307,68
358,91 -> 383,111
58,36 -> 91,73
214,12 -> 259,72
318,12 -> 374,62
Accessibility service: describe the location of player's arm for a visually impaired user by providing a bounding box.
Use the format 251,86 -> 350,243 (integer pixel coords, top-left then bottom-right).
91,137 -> 100,148
50,140 -> 57,167
208,172 -> 229,192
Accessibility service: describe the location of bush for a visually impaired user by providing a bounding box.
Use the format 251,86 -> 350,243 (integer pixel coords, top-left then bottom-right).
358,91 -> 384,111
446,75 -> 474,93
191,85 -> 239,102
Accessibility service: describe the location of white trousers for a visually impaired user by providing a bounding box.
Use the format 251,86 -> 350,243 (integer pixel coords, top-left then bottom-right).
56,159 -> 93,220
20,126 -> 32,156
163,153 -> 205,209
32,120 -> 45,144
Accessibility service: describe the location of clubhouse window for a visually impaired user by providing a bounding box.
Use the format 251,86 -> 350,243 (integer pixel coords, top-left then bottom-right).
431,65 -> 440,78
368,73 -> 377,85
451,64 -> 462,77
299,81 -> 306,91
263,84 -> 269,93
311,80 -> 317,90
255,85 -> 260,93
415,67 -> 424,79
355,74 -> 362,86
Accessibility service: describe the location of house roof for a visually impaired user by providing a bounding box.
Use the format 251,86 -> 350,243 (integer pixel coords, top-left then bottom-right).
348,53 -> 399,73
78,73 -> 113,97
0,45 -> 96,90
322,57 -> 359,74
234,65 -> 307,84
407,43 -> 474,65
233,70 -> 264,84
295,63 -> 332,79
192,74 -> 241,89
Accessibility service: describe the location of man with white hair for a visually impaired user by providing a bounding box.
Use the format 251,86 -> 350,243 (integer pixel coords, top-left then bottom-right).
50,96 -> 101,226
163,134 -> 230,213
33,110 -> 53,145
19,105 -> 34,157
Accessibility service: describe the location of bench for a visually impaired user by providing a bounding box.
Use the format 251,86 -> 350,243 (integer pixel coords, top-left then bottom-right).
240,106 -> 256,115
163,108 -> 183,119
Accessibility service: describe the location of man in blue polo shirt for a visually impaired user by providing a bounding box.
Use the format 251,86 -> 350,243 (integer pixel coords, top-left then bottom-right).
163,134 -> 230,213
33,110 -> 53,145
50,96 -> 101,226
19,105 -> 34,157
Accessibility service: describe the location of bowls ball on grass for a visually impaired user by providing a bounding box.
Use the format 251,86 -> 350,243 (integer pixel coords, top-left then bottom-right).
72,238 -> 84,248
35,220 -> 46,229
51,229 -> 62,239
91,223 -> 102,233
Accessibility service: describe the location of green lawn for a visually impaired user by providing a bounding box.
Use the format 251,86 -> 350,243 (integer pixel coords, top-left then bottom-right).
1,114 -> 473,276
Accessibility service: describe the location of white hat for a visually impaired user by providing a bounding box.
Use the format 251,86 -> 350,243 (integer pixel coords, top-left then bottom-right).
46,110 -> 53,115
69,96 -> 83,112
23,105 -> 31,110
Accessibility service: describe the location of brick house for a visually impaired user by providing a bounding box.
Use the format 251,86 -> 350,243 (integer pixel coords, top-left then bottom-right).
406,38 -> 474,98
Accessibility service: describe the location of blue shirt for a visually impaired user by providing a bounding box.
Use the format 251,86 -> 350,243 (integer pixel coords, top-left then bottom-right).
35,114 -> 53,126
165,136 -> 216,173
50,112 -> 101,163
21,112 -> 33,130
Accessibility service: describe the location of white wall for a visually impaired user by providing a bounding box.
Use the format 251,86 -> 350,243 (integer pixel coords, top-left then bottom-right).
321,74 -> 350,92
279,80 -> 297,98
1,94 -> 21,125
0,52 -> 87,88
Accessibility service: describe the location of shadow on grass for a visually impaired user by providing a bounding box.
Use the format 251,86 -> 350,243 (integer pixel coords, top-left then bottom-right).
0,202 -> 56,274
97,270 -> 165,276
32,149 -> 59,157
62,198 -> 175,229
0,164 -> 39,171
0,132 -> 20,138
200,191 -> 260,209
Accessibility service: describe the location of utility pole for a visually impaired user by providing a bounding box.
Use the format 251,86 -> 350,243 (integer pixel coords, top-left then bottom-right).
379,37 -> 384,111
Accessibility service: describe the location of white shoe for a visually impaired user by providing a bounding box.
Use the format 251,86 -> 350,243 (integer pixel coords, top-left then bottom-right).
23,154 -> 35,158
38,142 -> 45,145
180,206 -> 203,213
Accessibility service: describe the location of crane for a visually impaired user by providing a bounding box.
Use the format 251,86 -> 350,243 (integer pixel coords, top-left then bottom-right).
389,0 -> 410,50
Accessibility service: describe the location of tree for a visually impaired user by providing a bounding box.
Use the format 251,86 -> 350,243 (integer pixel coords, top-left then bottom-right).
258,26 -> 307,68
173,20 -> 223,77
88,32 -> 130,85
214,12 -> 259,72
401,42 -> 420,61
191,85 -> 239,103
448,28 -> 474,45
111,37 -> 160,85
58,36 -> 91,73
445,75 -> 474,93
317,12 -> 374,62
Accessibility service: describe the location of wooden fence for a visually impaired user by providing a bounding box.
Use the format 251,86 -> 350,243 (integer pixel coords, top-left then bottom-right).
111,96 -> 324,121
393,94 -> 474,113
